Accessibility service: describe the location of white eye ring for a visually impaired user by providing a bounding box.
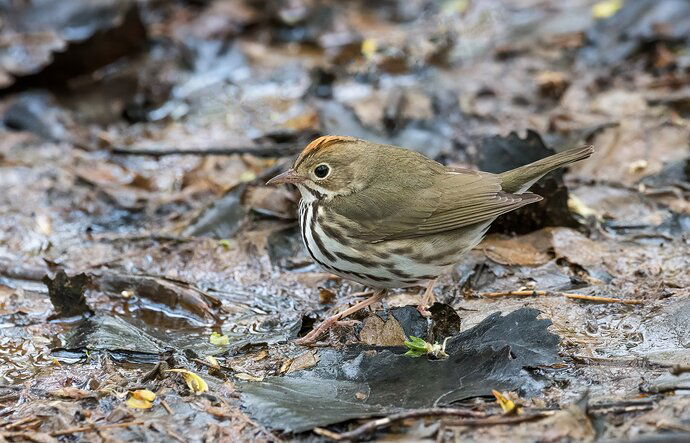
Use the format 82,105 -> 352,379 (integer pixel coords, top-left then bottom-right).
313,163 -> 331,179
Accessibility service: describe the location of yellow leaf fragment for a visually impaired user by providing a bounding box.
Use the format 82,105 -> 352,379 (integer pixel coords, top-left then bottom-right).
205,355 -> 220,369
166,369 -> 209,394
592,0 -> 623,19
492,390 -> 522,415
132,389 -> 156,402
361,39 -> 378,59
209,331 -> 230,346
126,396 -> 153,409
568,195 -> 600,220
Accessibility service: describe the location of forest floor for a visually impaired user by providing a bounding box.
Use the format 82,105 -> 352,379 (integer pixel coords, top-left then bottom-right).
1,0 -> 689,441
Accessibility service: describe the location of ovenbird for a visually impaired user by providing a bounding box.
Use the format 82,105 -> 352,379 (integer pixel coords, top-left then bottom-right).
268,136 -> 594,344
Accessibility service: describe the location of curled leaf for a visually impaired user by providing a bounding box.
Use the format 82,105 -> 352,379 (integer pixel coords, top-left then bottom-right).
126,390 -> 156,409
166,369 -> 209,394
126,396 -> 153,409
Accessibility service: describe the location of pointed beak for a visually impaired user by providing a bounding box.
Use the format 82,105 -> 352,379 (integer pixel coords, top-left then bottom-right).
266,168 -> 304,186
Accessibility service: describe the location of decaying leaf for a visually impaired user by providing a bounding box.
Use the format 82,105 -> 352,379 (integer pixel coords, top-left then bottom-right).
286,350 -> 319,374
166,369 -> 209,394
50,387 -> 95,399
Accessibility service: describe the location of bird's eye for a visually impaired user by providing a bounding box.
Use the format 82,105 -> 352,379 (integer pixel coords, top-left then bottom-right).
314,164 -> 330,179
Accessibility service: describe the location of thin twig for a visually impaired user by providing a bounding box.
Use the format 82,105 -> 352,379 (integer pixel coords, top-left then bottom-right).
2,416 -> 40,430
161,399 -> 173,415
479,290 -> 643,305
563,293 -> 643,305
50,420 -> 145,436
313,408 -> 486,440
111,143 -> 301,158
442,412 -> 551,427
671,365 -> 690,376
481,290 -> 547,297
569,354 -> 669,369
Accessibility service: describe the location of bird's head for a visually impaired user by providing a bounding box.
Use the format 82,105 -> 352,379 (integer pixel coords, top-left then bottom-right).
266,136 -> 370,201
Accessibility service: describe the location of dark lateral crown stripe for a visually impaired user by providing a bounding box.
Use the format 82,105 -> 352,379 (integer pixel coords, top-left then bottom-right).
294,136 -> 355,169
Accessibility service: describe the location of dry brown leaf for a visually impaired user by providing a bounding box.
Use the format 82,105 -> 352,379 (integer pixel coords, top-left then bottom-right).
50,387 -> 94,399
359,314 -> 407,346
286,350 -> 319,374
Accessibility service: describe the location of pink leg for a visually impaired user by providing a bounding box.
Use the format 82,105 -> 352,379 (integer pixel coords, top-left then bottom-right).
295,289 -> 387,345
417,279 -> 437,317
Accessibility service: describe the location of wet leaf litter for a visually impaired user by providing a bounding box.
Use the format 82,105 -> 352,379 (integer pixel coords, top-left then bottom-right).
0,0 -> 689,441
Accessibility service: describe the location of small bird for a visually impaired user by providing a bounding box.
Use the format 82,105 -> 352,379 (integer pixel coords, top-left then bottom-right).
267,136 -> 593,344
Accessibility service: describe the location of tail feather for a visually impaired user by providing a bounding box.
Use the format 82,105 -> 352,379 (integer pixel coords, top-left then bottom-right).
499,145 -> 594,193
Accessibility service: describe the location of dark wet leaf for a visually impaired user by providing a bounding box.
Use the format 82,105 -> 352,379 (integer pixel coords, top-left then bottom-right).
53,314 -> 166,363
479,130 -> 581,234
183,184 -> 249,238
579,0 -> 690,66
428,303 -> 463,342
42,270 -> 93,318
3,91 -> 71,141
240,308 -> 559,432
1,0 -> 146,91
96,273 -> 220,324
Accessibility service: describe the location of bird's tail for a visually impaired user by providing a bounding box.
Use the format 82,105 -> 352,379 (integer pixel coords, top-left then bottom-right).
499,145 -> 594,194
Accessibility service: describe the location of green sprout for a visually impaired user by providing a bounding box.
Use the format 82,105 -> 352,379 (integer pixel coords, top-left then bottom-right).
403,336 -> 450,359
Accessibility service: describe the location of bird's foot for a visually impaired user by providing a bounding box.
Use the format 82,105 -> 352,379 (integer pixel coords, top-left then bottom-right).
416,303 -> 432,318
417,279 -> 437,318
295,289 -> 387,345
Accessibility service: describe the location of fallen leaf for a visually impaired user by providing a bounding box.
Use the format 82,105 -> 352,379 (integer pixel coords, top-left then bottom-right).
51,387 -> 94,399
131,389 -> 156,402
126,396 -> 153,409
210,331 -> 230,346
286,351 -> 319,374
359,314 -> 407,346
492,390 -> 522,415
592,0 -> 623,19
206,356 -> 221,369
235,372 -> 265,382
166,369 -> 209,393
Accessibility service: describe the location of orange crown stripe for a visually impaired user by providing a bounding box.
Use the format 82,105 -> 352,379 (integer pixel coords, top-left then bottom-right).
294,135 -> 357,167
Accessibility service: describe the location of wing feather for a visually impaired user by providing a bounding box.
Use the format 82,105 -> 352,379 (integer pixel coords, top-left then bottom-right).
329,164 -> 541,242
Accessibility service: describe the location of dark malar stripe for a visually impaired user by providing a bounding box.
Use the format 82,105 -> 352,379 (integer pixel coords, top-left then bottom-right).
305,186 -> 324,200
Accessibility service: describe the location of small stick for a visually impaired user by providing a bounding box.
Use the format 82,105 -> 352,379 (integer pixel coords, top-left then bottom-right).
2,416 -> 40,430
443,412 -> 551,427
161,399 -> 173,415
50,420 -> 144,436
479,290 -> 643,305
481,290 -> 547,297
671,365 -> 690,376
313,408 -> 486,440
563,293 -> 643,305
111,144 -> 301,158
